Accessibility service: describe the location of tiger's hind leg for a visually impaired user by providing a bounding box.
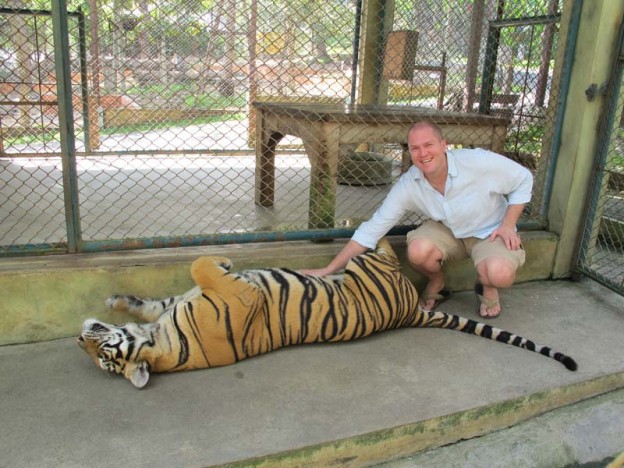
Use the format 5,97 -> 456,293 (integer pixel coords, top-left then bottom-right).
106,286 -> 201,322
374,237 -> 400,265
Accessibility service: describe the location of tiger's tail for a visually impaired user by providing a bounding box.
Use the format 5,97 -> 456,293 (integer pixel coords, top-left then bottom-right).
417,310 -> 577,371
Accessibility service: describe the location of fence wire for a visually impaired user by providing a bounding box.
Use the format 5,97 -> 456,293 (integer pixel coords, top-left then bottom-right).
1,0 -> 564,254
576,30 -> 624,294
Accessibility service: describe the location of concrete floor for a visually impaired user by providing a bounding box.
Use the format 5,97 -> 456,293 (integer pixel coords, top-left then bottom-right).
1,118 -> 404,247
0,152 -> 403,246
1,277 -> 623,467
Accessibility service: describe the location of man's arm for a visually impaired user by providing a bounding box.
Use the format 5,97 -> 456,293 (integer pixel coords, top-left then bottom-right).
302,171 -> 414,276
300,240 -> 369,276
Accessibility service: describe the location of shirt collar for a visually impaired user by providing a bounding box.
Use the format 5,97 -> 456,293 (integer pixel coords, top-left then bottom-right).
447,149 -> 458,178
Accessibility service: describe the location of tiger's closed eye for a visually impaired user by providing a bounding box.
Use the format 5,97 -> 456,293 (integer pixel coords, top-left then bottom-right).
98,358 -> 112,370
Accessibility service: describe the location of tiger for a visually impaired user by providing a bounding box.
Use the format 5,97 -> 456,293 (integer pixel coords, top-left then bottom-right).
78,238 -> 577,388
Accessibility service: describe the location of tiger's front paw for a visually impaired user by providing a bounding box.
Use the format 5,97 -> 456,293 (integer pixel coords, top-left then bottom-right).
106,295 -> 143,312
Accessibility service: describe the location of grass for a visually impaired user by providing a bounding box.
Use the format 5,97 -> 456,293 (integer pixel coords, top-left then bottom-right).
99,113 -> 245,135
185,94 -> 246,109
4,128 -> 60,147
5,81 -> 248,147
4,113 -> 244,147
125,83 -> 246,109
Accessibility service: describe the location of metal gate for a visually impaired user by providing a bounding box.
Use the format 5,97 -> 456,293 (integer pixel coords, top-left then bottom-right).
575,19 -> 624,295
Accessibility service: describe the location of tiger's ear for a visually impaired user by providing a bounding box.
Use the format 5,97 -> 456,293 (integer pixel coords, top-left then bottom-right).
125,361 -> 150,389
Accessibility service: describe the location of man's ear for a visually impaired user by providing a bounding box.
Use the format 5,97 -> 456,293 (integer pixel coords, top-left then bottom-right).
125,361 -> 150,389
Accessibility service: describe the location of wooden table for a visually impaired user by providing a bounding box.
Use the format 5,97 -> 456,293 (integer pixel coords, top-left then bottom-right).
253,102 -> 510,229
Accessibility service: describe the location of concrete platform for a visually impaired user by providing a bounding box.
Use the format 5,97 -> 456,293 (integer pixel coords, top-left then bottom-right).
0,233 -> 558,346
2,276 -> 624,467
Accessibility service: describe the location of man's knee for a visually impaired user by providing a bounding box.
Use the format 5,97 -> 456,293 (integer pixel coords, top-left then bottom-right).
478,257 -> 517,287
408,238 -> 442,266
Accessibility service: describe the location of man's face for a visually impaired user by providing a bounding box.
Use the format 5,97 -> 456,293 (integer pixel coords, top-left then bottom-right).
408,126 -> 448,177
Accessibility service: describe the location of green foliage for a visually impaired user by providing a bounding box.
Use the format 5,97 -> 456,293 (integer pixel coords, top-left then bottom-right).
125,83 -> 184,98
124,82 -> 246,109
185,94 -> 246,109
507,122 -> 545,155
611,128 -> 623,169
4,129 -> 60,147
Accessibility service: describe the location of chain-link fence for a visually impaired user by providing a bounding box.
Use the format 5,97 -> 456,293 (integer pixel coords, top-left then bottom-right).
576,23 -> 624,295
1,0 -> 566,255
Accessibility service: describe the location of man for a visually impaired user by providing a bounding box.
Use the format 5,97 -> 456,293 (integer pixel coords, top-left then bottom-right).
302,121 -> 533,318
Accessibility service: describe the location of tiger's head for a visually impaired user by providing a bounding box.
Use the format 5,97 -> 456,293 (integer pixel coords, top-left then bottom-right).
78,319 -> 154,389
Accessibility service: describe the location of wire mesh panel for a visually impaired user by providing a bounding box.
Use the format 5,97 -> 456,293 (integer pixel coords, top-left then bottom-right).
0,7 -> 80,251
576,28 -> 624,295
1,0 -> 565,255
388,0 -> 563,222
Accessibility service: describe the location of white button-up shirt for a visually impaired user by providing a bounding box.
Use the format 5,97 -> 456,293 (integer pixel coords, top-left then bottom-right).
351,148 -> 534,249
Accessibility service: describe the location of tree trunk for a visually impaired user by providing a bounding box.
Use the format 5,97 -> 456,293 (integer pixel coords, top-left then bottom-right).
535,0 -> 558,107
137,2 -> 150,60
504,41 -> 519,94
219,0 -> 238,97
247,0 -> 258,147
463,0 -> 485,112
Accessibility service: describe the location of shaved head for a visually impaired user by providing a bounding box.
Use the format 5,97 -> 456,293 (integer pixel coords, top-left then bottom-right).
408,121 -> 444,141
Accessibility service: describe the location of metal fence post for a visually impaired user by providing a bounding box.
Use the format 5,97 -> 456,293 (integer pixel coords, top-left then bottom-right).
52,0 -> 82,253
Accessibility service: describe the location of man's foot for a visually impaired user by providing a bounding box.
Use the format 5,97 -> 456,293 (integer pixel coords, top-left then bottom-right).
475,282 -> 501,318
419,276 -> 450,312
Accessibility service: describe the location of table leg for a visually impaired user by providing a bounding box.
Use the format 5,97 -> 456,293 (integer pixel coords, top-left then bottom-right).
491,125 -> 508,154
305,124 -> 340,230
255,121 -> 284,207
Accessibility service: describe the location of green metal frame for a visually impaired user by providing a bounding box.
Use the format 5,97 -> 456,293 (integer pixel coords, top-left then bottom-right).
575,14 -> 624,294
479,13 -> 562,114
477,7 -> 580,233
52,0 -> 82,253
0,7 -> 90,152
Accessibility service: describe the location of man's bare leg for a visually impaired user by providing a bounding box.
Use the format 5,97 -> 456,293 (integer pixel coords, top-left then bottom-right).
475,257 -> 517,317
408,238 -> 446,311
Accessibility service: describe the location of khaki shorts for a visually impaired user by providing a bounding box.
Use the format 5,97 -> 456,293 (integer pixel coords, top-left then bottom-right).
406,220 -> 526,269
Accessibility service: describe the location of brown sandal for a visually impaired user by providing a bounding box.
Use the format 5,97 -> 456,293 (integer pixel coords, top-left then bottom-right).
475,282 -> 500,319
419,288 -> 453,312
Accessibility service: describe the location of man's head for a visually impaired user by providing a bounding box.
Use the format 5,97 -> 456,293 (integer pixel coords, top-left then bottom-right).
407,121 -> 448,180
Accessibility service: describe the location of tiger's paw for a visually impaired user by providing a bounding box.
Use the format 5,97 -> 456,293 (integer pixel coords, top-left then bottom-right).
106,294 -> 143,312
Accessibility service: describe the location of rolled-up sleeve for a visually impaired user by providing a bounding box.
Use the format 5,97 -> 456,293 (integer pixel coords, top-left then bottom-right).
489,151 -> 533,205
351,178 -> 413,248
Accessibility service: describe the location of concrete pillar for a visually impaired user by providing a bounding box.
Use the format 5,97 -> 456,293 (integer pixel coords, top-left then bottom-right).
548,0 -> 624,278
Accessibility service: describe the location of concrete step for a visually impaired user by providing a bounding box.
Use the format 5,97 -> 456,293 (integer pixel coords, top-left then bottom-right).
376,388 -> 624,468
